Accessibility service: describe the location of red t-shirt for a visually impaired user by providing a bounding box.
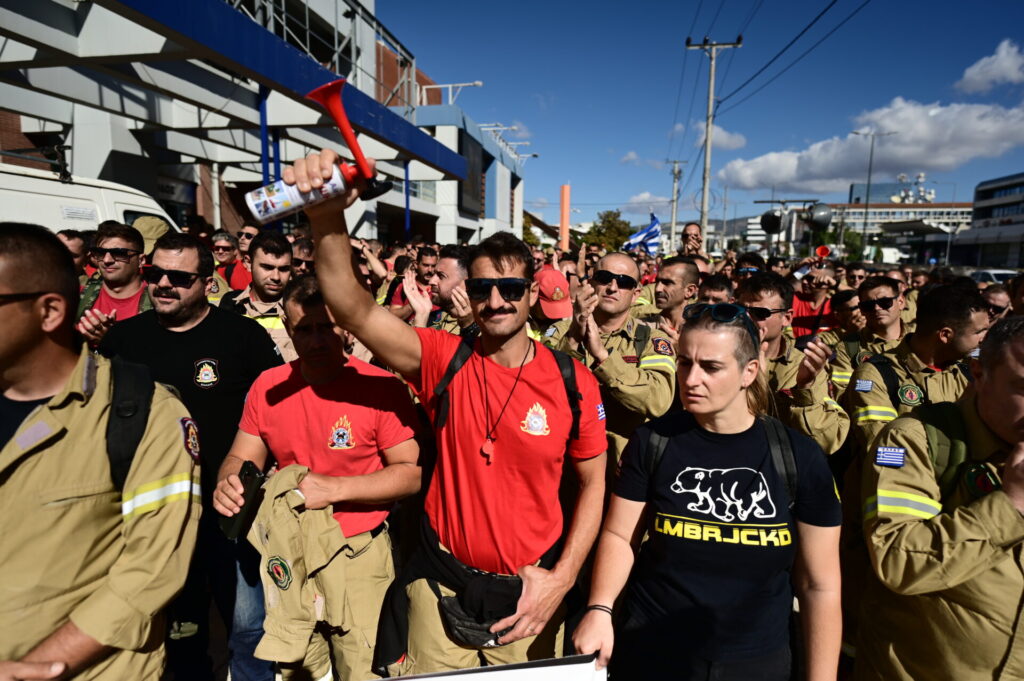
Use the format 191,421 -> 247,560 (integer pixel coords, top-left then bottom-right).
791,293 -> 835,337
239,358 -> 418,537
409,328 -> 607,574
92,285 -> 145,321
389,281 -> 440,318
218,263 -> 253,291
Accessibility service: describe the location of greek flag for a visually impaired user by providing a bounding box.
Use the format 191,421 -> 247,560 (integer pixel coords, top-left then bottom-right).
624,213 -> 661,255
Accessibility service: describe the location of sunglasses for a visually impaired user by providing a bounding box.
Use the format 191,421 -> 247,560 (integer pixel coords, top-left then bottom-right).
0,291 -> 50,305
89,246 -> 141,262
744,306 -> 789,322
592,269 -> 638,290
465,277 -> 531,302
238,231 -> 258,240
857,296 -> 896,313
683,303 -> 761,349
293,258 -> 315,270
988,303 -> 1008,316
143,266 -> 201,288
212,245 -> 235,252
848,273 -> 867,281
736,267 -> 760,275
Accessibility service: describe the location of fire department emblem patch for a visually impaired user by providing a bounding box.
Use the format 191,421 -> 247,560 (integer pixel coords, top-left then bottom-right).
194,359 -> 219,388
520,403 -> 550,436
898,384 -> 922,406
328,415 -> 355,449
179,417 -> 200,463
267,556 -> 292,590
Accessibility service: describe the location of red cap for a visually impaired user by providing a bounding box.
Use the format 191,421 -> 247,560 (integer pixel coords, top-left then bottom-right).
534,269 -> 572,320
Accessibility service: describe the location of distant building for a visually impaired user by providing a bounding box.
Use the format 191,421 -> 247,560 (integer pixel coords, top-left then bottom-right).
957,172 -> 1024,267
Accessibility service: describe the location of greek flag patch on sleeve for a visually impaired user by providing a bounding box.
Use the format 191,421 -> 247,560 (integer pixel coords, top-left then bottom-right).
855,379 -> 874,392
597,403 -> 606,421
875,446 -> 906,467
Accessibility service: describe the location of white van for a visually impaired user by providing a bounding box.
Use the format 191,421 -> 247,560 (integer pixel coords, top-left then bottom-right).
0,162 -> 178,232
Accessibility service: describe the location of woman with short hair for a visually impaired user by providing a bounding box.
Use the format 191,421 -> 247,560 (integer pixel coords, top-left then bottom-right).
574,303 -> 842,680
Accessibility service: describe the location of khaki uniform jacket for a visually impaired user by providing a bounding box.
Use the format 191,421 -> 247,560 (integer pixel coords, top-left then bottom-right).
546,317 -> 676,462
0,349 -> 201,679
901,287 -> 918,333
765,338 -> 850,455
829,325 -> 905,398
248,466 -> 391,668
219,286 -> 297,362
844,336 -> 971,455
855,393 -> 1024,681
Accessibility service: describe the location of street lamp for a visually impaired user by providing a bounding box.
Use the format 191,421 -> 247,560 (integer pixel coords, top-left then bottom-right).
852,129 -> 897,260
930,180 -> 957,203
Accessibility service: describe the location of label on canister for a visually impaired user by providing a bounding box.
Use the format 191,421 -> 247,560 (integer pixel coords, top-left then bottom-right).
244,165 -> 347,224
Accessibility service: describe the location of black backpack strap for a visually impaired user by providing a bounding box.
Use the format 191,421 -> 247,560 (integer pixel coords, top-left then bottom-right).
866,355 -> 902,409
762,415 -> 797,509
633,322 -> 652,359
432,332 -> 478,431
550,348 -> 582,443
843,333 -> 862,368
106,357 -> 155,493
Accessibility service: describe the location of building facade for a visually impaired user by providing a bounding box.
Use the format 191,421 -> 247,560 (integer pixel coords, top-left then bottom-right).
959,172 -> 1024,267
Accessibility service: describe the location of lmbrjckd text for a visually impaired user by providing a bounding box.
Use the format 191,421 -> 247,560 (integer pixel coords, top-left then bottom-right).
654,513 -> 793,547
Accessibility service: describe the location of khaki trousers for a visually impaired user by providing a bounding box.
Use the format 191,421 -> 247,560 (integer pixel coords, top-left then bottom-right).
390,578 -> 564,676
279,529 -> 394,681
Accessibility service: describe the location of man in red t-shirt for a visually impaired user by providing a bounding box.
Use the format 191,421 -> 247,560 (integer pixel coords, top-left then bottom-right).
285,148 -> 607,676
213,275 -> 420,681
791,261 -> 837,337
75,222 -> 151,345
388,246 -> 438,321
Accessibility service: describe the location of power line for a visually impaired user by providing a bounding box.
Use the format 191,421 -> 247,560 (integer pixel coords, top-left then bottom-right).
666,0 -> 706,159
716,0 -> 839,106
718,0 -> 765,92
703,0 -> 728,36
717,0 -> 874,117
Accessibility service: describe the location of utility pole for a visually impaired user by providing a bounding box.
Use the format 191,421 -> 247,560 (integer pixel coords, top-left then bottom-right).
668,160 -> 685,252
687,35 -> 742,234
852,129 -> 896,260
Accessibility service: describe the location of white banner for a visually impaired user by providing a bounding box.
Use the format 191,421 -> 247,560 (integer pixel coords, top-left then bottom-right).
400,654 -> 605,681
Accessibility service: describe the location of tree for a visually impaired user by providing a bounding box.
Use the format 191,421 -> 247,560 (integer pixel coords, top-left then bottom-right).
582,209 -> 634,250
521,212 -> 540,246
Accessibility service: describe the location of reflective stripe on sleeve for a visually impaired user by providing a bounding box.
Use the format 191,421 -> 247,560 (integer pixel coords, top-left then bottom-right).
854,405 -> 899,424
639,356 -> 677,372
253,316 -> 286,330
832,371 -> 852,385
122,473 -> 202,520
863,490 -> 942,520
824,399 -> 843,410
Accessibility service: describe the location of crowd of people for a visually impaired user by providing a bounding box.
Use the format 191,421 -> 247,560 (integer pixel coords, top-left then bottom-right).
2,147 -> 1024,681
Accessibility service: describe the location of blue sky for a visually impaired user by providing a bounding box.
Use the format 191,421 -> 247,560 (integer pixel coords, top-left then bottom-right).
378,0 -> 1024,228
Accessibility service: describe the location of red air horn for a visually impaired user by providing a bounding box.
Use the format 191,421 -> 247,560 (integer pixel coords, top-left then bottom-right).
815,245 -> 831,259
305,79 -> 392,201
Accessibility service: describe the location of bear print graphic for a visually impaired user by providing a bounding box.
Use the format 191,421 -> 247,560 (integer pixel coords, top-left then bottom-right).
670,467 -> 777,522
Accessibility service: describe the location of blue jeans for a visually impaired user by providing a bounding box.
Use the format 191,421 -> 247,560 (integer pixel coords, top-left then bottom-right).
165,517 -> 274,681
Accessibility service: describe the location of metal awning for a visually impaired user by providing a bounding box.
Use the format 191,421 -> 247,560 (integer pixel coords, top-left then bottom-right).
0,0 -> 465,182
879,219 -> 962,236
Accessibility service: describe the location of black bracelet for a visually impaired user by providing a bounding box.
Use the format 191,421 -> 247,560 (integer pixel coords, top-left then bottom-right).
586,604 -> 613,616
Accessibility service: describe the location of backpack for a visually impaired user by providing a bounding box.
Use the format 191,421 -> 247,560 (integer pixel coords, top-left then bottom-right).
638,413 -> 798,509
842,334 -> 864,370
867,354 -> 973,411
916,401 -> 969,505
432,332 -> 582,447
106,356 -> 155,493
632,323 -> 652,360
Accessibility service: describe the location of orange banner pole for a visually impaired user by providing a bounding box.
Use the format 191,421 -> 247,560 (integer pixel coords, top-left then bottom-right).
559,184 -> 570,251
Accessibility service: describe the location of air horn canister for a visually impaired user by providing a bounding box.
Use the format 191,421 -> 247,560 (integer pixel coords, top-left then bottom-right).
245,79 -> 393,224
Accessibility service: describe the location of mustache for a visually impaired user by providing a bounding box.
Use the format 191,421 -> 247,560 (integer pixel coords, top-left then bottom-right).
481,306 -> 516,318
153,287 -> 180,300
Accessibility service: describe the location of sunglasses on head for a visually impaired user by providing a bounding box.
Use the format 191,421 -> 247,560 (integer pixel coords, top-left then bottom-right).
465,277 -> 531,302
89,246 -> 141,262
857,296 -> 896,313
736,267 -> 760,275
143,266 -> 201,288
683,302 -> 761,349
592,269 -> 638,290
743,306 -> 789,322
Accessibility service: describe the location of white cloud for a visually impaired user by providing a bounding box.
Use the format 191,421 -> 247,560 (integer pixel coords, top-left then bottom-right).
620,150 -> 640,164
510,120 -> 532,139
526,197 -> 550,210
621,191 -> 671,216
668,122 -> 686,138
716,96 -> 1024,193
955,39 -> 1024,93
693,121 -> 747,150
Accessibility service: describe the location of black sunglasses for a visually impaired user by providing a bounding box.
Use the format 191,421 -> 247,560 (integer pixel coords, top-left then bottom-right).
89,246 -> 141,262
238,231 -> 258,240
293,258 -> 315,269
988,303 -> 1008,316
683,303 -> 761,349
143,266 -> 201,288
0,291 -> 50,305
857,296 -> 896,313
592,269 -> 638,290
744,306 -> 789,322
736,267 -> 760,275
465,277 -> 531,302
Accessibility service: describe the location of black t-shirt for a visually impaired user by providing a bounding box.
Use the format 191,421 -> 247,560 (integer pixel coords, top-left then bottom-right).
0,393 -> 51,450
100,305 -> 282,501
615,412 -> 841,660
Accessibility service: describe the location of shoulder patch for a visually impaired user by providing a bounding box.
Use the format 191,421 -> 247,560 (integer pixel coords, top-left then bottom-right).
875,446 -> 906,468
854,379 -> 874,392
266,556 -> 293,589
653,337 -> 674,356
898,384 -> 923,406
179,417 -> 201,463
597,403 -> 606,421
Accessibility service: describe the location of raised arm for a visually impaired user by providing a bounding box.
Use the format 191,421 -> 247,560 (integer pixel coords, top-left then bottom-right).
284,150 -> 421,377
